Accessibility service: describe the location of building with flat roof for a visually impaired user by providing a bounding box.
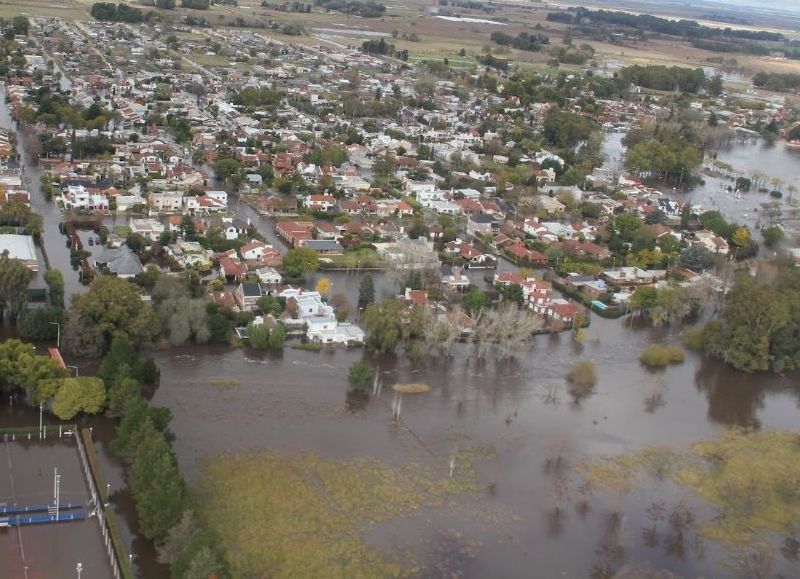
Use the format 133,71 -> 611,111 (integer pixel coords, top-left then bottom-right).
0,234 -> 37,271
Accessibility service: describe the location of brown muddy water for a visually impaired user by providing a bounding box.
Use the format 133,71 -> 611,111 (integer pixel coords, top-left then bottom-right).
146,314 -> 798,577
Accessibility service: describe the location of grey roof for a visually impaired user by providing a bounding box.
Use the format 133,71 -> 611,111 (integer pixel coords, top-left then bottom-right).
303,240 -> 343,252
240,282 -> 262,297
95,245 -> 143,276
0,234 -> 36,262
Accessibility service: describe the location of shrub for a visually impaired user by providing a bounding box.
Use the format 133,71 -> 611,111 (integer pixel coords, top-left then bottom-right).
682,327 -> 705,350
639,344 -> 686,368
566,359 -> 597,400
348,362 -> 375,391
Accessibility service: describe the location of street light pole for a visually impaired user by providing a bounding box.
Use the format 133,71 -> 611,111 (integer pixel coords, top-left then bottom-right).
49,321 -> 60,349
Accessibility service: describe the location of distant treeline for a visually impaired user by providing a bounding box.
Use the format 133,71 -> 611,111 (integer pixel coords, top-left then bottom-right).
753,72 -> 800,93
490,31 -> 549,52
181,0 -> 211,9
315,0 -> 385,18
619,64 -> 719,95
439,0 -> 495,13
547,8 -> 784,43
90,3 -> 146,23
361,38 -> 408,60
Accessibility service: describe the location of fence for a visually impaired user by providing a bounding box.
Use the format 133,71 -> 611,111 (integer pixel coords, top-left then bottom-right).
76,428 -> 134,579
0,424 -> 76,440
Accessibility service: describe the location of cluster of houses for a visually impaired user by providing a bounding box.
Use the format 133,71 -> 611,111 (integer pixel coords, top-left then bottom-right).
4,15 -> 797,349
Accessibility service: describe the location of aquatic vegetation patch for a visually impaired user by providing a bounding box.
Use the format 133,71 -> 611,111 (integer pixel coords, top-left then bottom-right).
581,430 -> 800,547
392,383 -> 432,394
196,447 -> 492,577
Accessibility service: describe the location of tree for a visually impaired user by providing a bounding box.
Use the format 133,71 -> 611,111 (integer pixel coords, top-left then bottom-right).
0,252 -> 32,320
0,339 -> 66,403
462,287 -> 490,316
499,283 -> 525,307
130,420 -> 185,541
107,372 -> 141,418
372,153 -> 397,182
629,286 -> 658,314
68,277 -> 160,356
44,268 -> 65,308
316,277 -> 332,298
268,323 -> 286,349
761,226 -> 785,249
257,295 -> 284,317
543,108 -> 595,149
17,307 -> 63,342
51,377 -> 106,420
359,275 -> 376,310
247,322 -> 271,349
126,232 -> 147,253
678,245 -> 714,272
214,157 -> 241,182
363,300 -> 403,353
348,362 -> 375,391
152,276 -> 211,347
282,247 -> 319,278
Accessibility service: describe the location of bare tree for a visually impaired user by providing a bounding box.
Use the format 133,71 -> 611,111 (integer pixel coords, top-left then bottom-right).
471,304 -> 544,359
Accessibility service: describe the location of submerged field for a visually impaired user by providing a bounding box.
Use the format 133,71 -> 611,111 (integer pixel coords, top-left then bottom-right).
196,446 -> 494,577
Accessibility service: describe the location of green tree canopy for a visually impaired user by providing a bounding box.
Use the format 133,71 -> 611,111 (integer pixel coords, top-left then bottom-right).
52,377 -> 106,420
68,277 -> 159,356
282,247 -> 319,278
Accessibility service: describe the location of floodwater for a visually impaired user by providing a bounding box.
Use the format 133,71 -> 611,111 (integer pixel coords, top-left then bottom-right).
602,131 -> 800,232
0,86 -> 84,303
148,314 -> 799,577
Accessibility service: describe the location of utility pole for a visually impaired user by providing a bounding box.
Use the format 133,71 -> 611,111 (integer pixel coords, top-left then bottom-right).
49,321 -> 60,349
39,402 -> 43,439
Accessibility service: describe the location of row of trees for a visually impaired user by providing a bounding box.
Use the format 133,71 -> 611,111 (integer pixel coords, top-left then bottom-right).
361,296 -> 542,361
315,0 -> 385,18
101,339 -> 229,577
752,72 -> 800,93
549,8 -> 784,43
90,2 -> 146,23
490,31 -> 550,52
619,65 -> 714,94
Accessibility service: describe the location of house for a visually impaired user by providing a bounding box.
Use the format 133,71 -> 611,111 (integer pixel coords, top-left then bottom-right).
307,319 -> 365,345
150,191 -> 184,213
210,290 -> 239,311
275,220 -> 315,247
444,240 -> 496,268
301,240 -> 344,255
305,194 -> 337,212
129,218 -> 165,242
441,266 -> 470,291
535,195 -> 566,216
223,219 -> 249,241
315,222 -> 339,240
547,298 -> 582,324
602,267 -> 666,291
694,230 -> 730,255
235,282 -> 263,311
466,213 -> 500,237
255,266 -> 282,286
94,245 -> 143,279
0,234 -> 38,271
566,275 -> 607,299
219,256 -> 247,281
505,242 -> 548,265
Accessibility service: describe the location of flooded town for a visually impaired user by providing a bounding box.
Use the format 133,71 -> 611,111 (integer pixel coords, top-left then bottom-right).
0,1 -> 799,578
